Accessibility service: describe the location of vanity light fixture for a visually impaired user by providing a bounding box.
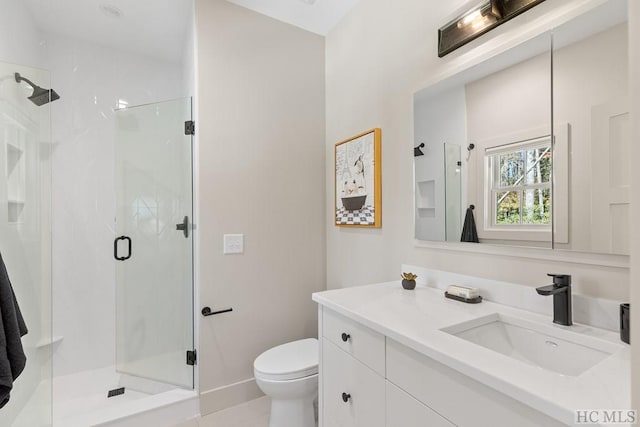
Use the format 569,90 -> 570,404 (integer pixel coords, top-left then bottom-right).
438,0 -> 545,57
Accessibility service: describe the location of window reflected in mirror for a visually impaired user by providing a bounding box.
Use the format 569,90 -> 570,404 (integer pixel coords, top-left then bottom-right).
486,138 -> 551,227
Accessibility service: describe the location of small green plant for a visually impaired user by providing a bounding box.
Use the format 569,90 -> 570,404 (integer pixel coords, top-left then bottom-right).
401,272 -> 417,281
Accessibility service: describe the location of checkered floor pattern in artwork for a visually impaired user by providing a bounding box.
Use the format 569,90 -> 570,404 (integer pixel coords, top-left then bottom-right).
336,205 -> 374,225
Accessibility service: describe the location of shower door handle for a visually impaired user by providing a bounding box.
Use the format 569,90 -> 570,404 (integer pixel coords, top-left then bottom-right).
176,216 -> 189,238
114,236 -> 132,261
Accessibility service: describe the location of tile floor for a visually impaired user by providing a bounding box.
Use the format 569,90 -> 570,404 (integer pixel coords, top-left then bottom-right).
173,396 -> 270,427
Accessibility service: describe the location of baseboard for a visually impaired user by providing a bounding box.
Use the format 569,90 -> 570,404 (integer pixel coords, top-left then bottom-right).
199,378 -> 264,415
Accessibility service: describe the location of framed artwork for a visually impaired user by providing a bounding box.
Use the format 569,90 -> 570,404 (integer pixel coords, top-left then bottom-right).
335,128 -> 381,227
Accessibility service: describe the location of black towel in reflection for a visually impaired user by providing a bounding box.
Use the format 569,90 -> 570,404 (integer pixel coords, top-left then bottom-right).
460,207 -> 479,243
0,252 -> 28,409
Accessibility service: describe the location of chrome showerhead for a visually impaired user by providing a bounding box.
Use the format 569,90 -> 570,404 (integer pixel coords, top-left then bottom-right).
14,72 -> 60,106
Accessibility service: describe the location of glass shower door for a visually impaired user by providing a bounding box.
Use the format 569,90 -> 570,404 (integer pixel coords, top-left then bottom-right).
114,98 -> 194,388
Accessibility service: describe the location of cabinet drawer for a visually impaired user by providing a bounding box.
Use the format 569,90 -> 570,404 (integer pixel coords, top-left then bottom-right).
322,308 -> 385,375
322,338 -> 385,427
386,339 -> 565,427
386,381 -> 454,427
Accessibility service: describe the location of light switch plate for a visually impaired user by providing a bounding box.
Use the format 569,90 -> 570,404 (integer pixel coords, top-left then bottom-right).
223,234 -> 244,254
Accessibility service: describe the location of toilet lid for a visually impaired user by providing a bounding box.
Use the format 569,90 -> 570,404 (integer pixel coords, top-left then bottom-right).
254,338 -> 318,381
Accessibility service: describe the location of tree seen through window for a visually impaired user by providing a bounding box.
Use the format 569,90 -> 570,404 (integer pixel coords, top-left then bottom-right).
489,141 -> 551,226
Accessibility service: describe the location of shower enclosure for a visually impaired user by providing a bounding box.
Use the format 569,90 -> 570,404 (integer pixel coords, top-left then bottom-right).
0,69 -> 196,427
49,98 -> 197,427
1,1 -> 198,425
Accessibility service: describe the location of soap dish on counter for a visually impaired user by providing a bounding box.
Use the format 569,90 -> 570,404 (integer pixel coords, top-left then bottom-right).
444,292 -> 482,304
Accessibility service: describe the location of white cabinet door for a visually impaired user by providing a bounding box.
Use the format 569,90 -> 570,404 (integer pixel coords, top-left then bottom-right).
322,338 -> 385,427
386,381 -> 455,427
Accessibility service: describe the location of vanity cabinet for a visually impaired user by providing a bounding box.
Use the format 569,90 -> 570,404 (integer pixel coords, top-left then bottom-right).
319,306 -> 567,427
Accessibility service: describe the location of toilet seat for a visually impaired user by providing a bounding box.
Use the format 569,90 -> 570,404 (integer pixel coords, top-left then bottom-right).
254,338 -> 318,381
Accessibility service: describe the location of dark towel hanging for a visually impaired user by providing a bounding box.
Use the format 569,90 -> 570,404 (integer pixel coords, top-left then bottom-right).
460,206 -> 479,243
0,252 -> 28,409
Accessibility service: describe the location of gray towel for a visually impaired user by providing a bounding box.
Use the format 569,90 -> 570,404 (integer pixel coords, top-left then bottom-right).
460,207 -> 479,243
0,252 -> 28,409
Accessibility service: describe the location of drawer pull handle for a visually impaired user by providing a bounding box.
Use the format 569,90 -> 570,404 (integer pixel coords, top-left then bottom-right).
341,333 -> 351,342
341,392 -> 351,403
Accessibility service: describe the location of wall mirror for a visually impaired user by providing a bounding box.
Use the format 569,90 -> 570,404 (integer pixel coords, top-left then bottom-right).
413,0 -> 629,255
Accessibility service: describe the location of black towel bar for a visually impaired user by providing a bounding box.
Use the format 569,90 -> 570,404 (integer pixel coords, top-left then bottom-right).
201,307 -> 233,317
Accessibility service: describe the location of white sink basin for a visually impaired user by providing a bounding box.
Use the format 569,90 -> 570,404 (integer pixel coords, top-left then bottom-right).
441,313 -> 621,376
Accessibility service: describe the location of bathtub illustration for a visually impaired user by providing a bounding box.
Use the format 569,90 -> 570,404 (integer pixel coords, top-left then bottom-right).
341,195 -> 367,211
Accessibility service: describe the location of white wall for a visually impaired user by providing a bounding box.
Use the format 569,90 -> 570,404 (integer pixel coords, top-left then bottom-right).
194,0 -> 325,414
326,0 -> 629,301
182,4 -> 196,100
629,0 -> 640,415
47,33 -> 184,377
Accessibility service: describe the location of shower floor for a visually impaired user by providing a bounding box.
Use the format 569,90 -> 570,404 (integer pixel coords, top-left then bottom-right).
52,366 -> 197,427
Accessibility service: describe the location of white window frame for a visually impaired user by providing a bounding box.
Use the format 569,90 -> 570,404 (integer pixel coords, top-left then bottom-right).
473,124 -> 569,244
486,136 -> 552,228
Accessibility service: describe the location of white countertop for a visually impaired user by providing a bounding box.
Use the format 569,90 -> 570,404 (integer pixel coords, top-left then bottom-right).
312,282 -> 630,426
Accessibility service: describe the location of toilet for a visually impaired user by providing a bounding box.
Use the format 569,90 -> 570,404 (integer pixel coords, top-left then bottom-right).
254,338 -> 319,427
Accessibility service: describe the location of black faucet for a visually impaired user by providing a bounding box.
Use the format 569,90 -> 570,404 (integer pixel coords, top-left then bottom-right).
536,274 -> 572,326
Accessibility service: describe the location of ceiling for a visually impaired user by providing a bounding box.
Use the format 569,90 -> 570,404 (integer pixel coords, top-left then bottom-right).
23,0 -> 357,62
226,0 -> 359,35
24,0 -> 193,62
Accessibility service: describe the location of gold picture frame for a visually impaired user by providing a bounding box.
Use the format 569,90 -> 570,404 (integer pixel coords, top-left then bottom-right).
335,128 -> 381,227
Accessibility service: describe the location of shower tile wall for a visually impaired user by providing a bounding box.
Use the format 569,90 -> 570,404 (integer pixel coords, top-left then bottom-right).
47,33 -> 185,376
